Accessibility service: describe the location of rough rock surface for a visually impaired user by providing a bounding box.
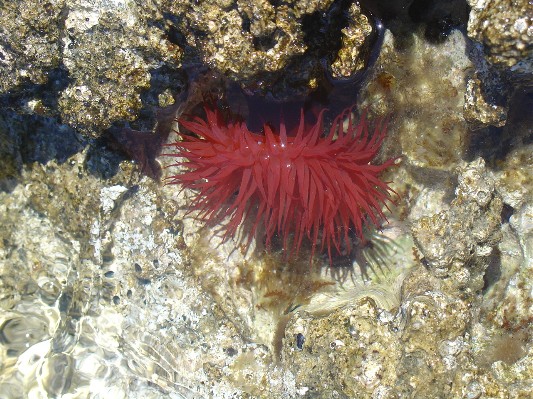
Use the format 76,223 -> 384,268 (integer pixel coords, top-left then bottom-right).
58,3 -> 183,135
464,0 -> 532,129
0,0 -> 184,137
0,1 -> 64,91
467,0 -> 532,78
0,0 -> 376,137
165,0 -> 374,93
412,158 -> 503,292
463,74 -> 508,129
0,1 -> 532,398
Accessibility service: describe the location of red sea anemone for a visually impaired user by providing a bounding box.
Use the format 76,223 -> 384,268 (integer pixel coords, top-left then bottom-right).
165,105 -> 396,262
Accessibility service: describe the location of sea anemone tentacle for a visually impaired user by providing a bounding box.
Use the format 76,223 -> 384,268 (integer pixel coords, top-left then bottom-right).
164,104 -> 398,263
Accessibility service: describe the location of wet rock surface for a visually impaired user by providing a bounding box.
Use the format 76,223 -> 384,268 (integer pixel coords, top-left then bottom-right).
1,0 -> 184,138
467,0 -> 532,78
464,0 -> 532,129
0,1 -> 64,91
411,158 -> 503,291
0,1 -> 531,398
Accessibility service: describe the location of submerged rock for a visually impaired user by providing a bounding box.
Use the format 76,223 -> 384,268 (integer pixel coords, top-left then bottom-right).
412,158 -> 502,292
0,1 -> 531,398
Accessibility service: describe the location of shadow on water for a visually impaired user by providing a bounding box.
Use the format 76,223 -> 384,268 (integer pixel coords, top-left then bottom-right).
0,63 -> 188,192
